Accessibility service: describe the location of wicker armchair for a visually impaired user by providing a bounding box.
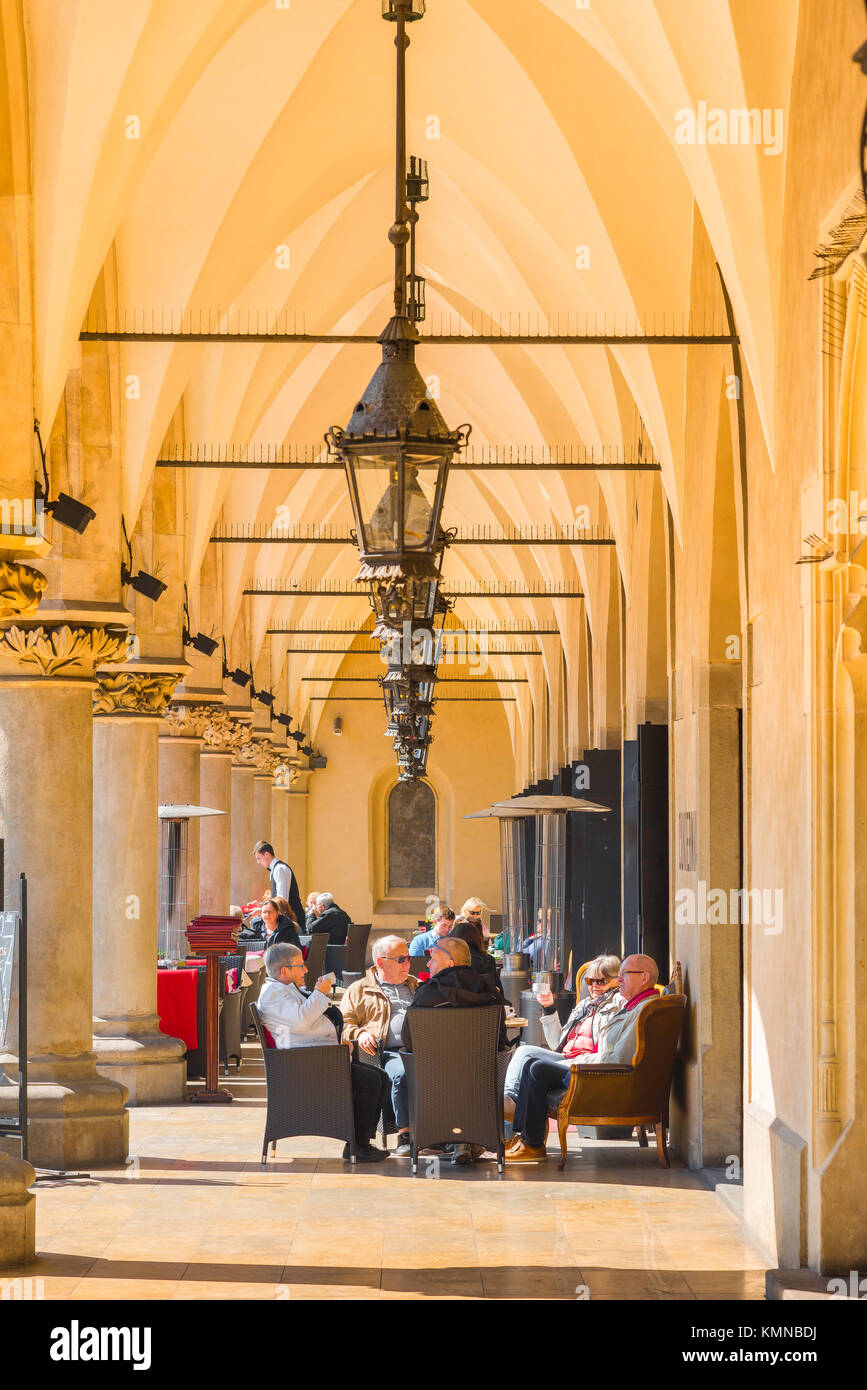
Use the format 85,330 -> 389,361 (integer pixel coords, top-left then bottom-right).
249,1003 -> 357,1164
356,1041 -> 401,1149
219,987 -> 244,1073
547,993 -> 686,1169
402,1006 -> 506,1174
302,932 -> 328,984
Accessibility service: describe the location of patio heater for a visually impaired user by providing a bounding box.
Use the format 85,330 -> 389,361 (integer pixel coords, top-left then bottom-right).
465,794 -> 611,1041
158,805 -> 227,962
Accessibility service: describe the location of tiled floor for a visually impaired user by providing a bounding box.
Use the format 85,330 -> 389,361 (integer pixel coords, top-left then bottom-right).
1,1046 -> 768,1300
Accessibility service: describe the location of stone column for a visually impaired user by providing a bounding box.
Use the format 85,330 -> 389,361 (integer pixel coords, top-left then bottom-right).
253,774 -> 272,853
91,670 -> 187,1105
158,706 -> 205,921
199,750 -> 232,914
0,620 -> 129,1169
271,784 -> 289,860
230,763 -> 255,905
0,1153 -> 36,1266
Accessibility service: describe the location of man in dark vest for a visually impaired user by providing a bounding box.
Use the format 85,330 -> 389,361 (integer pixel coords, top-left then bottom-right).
253,840 -> 304,928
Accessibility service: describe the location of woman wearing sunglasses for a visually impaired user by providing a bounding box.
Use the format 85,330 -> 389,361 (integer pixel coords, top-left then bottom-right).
503,954 -> 622,1123
339,935 -> 419,1157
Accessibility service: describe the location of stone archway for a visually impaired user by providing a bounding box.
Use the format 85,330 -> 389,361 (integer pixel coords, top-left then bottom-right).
387,780 -> 436,894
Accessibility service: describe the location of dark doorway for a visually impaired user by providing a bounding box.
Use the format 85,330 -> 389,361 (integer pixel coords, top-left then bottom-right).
623,722 -> 669,964
388,781 -> 436,890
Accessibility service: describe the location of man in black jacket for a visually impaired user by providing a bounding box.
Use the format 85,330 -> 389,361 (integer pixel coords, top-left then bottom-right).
400,936 -> 507,1165
307,892 -> 351,946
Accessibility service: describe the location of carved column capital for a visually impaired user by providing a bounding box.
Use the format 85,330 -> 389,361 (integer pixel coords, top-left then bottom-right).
0,561 -> 48,624
161,702 -> 209,739
194,704 -> 254,754
93,670 -> 184,717
0,623 -> 128,679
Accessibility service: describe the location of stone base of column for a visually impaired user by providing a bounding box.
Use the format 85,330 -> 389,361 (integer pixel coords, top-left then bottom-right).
93,1016 -> 187,1106
0,1057 -> 129,1170
0,1153 -> 36,1267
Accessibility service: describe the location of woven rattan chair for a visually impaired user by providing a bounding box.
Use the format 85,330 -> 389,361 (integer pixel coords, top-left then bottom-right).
241,959 -> 265,1037
547,993 -> 686,1169
344,922 -> 371,973
402,1006 -> 506,1174
249,1003 -> 357,1164
357,1041 -> 402,1149
219,987 -> 244,1073
302,932 -> 328,984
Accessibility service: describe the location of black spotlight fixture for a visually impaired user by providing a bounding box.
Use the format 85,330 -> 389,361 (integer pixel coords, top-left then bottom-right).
300,744 -> 314,757
254,688 -> 276,707
182,585 -> 218,655
34,419 -> 96,535
222,640 -> 252,687
290,730 -> 306,745
310,752 -> 328,770
120,515 -> 167,601
275,713 -> 293,728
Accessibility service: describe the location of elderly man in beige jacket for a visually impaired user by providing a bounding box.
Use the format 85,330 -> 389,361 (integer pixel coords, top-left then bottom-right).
340,934 -> 419,1157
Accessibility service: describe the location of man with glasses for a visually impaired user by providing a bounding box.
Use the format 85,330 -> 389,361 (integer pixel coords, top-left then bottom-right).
258,942 -> 389,1163
502,953 -> 622,1125
505,953 -> 659,1164
340,935 -> 419,1157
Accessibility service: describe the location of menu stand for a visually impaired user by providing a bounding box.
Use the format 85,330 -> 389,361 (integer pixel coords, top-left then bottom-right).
185,915 -> 238,1105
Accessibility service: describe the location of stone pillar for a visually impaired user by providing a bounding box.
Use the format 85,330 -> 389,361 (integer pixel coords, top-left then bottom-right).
91,670 -> 186,1105
253,774 -> 272,853
0,622 -> 129,1169
230,763 -> 255,905
0,1153 -> 36,1267
199,750 -> 232,914
158,708 -> 204,921
271,785 -> 289,861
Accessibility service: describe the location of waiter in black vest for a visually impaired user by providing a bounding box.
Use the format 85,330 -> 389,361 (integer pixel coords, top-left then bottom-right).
253,840 -> 305,928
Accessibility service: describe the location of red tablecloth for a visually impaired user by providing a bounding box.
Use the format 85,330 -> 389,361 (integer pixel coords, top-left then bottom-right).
156,969 -> 198,1050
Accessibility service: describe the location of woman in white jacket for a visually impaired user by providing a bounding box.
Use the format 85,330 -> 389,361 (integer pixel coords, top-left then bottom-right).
257,942 -> 389,1161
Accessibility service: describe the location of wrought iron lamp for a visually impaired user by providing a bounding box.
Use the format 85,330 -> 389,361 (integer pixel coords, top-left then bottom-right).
326,0 -> 469,594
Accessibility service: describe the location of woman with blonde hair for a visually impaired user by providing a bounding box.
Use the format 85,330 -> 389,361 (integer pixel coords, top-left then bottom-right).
502,953 -> 622,1121
460,896 -> 489,940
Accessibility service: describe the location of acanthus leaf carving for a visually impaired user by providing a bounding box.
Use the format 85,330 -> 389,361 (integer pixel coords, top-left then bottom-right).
94,671 -> 183,716
0,624 -> 128,677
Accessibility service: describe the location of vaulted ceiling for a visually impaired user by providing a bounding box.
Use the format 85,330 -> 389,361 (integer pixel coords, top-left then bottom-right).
22,0 -> 802,743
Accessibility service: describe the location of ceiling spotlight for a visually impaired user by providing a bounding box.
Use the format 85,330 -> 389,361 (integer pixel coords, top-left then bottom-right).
120,515 -> 165,601
34,420 -> 96,534
124,567 -> 168,602
333,716 -> 343,737
222,641 -> 252,687
290,730 -> 306,745
254,688 -> 275,707
275,713 -> 293,728
184,629 -> 218,657
301,744 -> 314,757
310,753 -> 328,770
181,584 -> 218,655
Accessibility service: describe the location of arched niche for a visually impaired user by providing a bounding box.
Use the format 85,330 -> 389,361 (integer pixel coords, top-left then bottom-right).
387,779 -> 436,894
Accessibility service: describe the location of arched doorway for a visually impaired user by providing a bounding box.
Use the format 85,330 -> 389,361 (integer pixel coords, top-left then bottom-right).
387,780 -> 436,893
